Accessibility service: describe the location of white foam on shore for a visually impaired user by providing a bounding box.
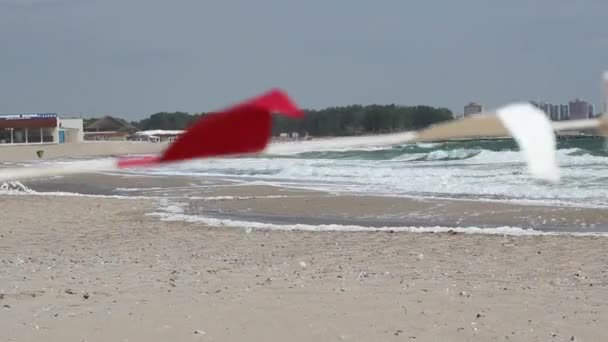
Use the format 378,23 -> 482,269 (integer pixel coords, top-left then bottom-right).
0,189 -> 154,200
0,183 -> 303,203
114,187 -> 166,192
0,181 -> 35,193
148,210 -> 608,237
158,198 -> 187,214
187,195 -> 298,201
0,182 -> 167,199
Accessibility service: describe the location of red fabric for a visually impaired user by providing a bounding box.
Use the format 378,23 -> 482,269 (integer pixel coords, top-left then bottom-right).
116,156 -> 160,168
237,88 -> 303,118
159,107 -> 272,162
116,88 -> 301,169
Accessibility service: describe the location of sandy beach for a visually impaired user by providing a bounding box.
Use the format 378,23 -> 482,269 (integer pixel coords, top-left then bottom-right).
3,1 -> 606,340
0,141 -> 168,162
1,175 -> 608,341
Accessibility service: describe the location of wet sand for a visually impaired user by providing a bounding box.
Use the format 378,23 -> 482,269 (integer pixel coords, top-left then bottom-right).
22,173 -> 608,233
1,176 -> 608,341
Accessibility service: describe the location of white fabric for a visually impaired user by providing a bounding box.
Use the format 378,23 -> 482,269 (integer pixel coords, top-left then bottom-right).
603,71 -> 608,114
496,103 -> 560,183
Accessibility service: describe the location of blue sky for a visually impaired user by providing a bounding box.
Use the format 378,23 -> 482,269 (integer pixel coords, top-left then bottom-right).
0,0 -> 606,119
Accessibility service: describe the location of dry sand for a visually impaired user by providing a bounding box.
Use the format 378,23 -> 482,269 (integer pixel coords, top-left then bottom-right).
1,194 -> 607,341
0,141 -> 168,162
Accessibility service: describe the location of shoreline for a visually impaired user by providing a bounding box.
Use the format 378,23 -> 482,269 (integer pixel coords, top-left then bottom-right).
8,173 -> 608,234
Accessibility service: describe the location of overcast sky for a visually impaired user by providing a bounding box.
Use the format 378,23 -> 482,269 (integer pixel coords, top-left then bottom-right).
0,0 -> 606,119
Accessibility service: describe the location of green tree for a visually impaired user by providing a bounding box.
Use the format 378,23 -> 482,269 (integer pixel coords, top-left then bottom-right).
137,112 -> 199,130
124,104 -> 453,136
273,104 -> 453,137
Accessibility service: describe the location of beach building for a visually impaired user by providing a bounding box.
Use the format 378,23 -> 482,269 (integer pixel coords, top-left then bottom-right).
132,130 -> 184,142
84,116 -> 137,141
59,118 -> 85,143
464,102 -> 483,117
0,113 -> 83,145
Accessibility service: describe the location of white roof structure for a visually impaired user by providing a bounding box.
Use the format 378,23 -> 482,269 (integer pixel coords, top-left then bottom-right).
134,130 -> 184,136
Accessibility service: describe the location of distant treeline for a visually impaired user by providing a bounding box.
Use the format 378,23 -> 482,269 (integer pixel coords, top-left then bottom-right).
88,105 -> 454,136
133,112 -> 203,131
272,105 -> 453,136
84,112 -> 202,131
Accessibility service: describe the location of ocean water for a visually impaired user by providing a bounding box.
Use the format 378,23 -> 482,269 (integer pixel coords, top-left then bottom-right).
131,136 -> 608,208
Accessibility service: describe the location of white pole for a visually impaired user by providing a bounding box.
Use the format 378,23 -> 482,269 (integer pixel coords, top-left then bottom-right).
603,71 -> 608,115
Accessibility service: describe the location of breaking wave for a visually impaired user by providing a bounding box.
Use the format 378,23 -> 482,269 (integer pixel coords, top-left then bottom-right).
133,136 -> 608,208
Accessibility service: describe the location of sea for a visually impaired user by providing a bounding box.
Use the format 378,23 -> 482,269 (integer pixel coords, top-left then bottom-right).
135,136 -> 608,208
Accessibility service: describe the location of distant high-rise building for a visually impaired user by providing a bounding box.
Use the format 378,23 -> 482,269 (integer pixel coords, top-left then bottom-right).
539,102 -> 551,116
588,104 -> 595,118
464,102 -> 483,117
559,104 -> 569,120
549,104 -> 559,121
533,102 -> 559,120
569,98 -> 592,120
